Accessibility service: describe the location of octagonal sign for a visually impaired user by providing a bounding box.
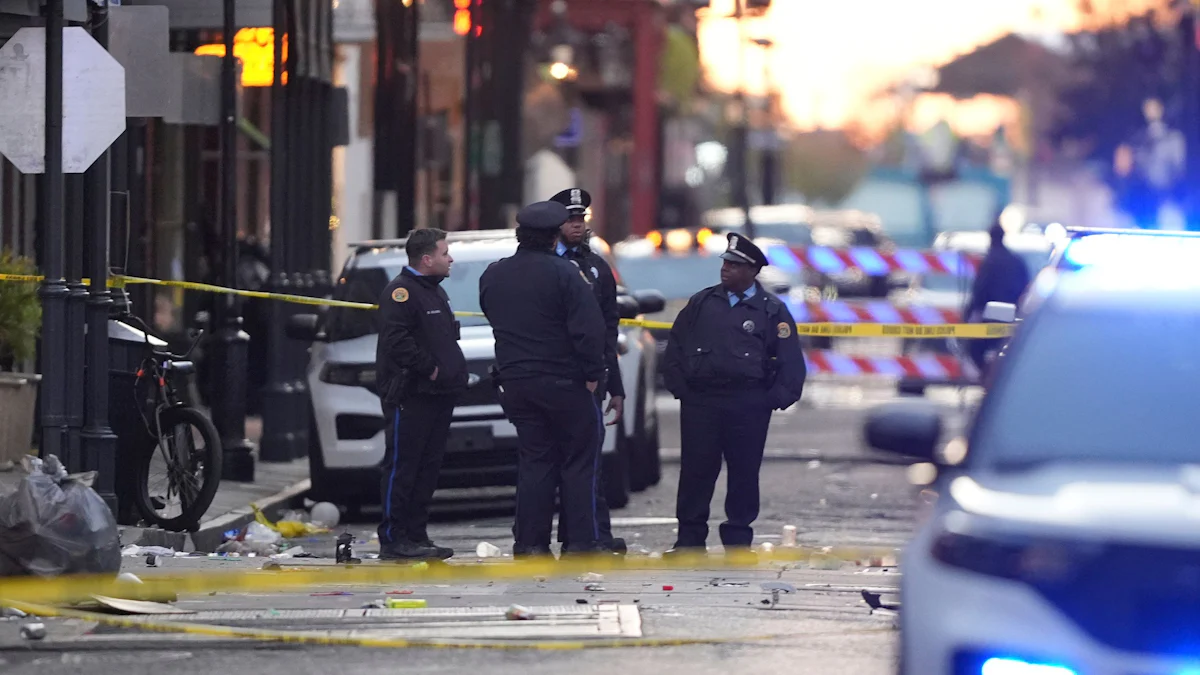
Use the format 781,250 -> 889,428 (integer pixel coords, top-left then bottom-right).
0,27 -> 127,174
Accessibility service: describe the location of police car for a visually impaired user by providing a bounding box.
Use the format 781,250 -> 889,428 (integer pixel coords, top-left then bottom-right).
865,228 -> 1200,675
288,230 -> 666,512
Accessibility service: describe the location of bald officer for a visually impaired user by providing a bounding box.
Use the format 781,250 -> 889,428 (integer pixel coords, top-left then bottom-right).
479,201 -> 609,558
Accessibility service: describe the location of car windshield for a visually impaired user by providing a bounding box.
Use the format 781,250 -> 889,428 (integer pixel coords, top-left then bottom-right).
719,223 -> 815,246
324,257 -> 494,341
615,253 -> 721,300
970,303 -> 1200,468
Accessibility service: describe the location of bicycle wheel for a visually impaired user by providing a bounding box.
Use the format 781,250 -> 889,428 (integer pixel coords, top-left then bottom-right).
133,406 -> 223,531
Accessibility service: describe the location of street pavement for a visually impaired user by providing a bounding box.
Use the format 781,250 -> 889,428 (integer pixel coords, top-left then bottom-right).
0,382 -> 977,675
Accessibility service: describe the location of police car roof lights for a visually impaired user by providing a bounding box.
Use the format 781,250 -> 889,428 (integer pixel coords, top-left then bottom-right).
1061,230 -> 1200,269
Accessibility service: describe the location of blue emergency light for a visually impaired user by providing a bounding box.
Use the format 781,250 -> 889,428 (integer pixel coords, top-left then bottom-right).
1060,231 -> 1200,270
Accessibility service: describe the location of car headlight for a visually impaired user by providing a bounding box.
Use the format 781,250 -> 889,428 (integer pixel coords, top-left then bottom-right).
931,512 -> 1103,584
319,363 -> 377,388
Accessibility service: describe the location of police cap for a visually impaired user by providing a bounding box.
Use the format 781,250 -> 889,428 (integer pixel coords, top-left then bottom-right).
516,201 -> 570,230
719,232 -> 768,268
549,188 -> 591,214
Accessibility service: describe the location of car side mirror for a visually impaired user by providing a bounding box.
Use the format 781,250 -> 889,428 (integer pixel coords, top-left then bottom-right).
285,313 -> 323,342
616,295 -> 641,320
982,302 -> 1017,323
632,289 -> 666,314
863,400 -> 943,461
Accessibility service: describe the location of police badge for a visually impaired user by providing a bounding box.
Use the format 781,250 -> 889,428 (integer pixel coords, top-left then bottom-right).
742,320 -> 755,333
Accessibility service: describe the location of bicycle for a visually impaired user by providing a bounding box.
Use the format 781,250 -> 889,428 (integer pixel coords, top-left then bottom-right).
123,312 -> 223,531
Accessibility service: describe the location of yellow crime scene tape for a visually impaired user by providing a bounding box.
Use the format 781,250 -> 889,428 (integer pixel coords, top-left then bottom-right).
0,548 -> 896,607
0,273 -> 1014,338
2,598 -> 894,650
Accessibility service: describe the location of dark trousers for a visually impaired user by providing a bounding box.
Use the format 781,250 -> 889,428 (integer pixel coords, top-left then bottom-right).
556,388 -> 613,550
377,395 -> 456,547
674,394 -> 772,548
499,376 -> 602,553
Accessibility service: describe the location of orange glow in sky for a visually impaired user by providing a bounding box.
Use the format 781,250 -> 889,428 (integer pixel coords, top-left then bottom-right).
697,0 -> 1166,134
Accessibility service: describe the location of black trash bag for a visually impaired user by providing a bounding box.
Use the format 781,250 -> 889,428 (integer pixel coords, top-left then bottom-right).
0,455 -> 121,577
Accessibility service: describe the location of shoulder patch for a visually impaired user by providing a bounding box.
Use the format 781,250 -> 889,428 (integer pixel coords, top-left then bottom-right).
777,322 -> 791,339
391,287 -> 409,303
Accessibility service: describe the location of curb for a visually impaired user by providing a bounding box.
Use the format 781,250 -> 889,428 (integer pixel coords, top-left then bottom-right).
190,478 -> 313,553
659,450 -> 910,466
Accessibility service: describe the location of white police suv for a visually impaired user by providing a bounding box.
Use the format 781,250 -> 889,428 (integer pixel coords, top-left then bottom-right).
288,230 -> 665,513
866,228 -> 1200,675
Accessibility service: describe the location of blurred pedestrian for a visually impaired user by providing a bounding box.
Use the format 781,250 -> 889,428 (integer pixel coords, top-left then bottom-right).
479,201 -> 608,558
965,220 -> 1031,375
549,187 -> 626,555
661,233 -> 807,558
375,228 -> 468,561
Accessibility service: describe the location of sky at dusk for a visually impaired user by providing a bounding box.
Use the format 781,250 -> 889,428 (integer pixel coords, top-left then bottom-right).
695,0 -> 1165,135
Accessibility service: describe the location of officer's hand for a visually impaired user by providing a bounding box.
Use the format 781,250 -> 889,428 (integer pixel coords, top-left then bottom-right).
605,395 -> 624,426
586,381 -> 598,393
430,366 -> 439,381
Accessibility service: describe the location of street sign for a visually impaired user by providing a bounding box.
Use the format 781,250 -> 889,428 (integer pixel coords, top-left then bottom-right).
0,27 -> 127,174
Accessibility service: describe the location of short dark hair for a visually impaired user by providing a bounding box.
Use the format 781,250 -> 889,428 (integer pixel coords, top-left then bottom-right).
516,225 -> 557,251
406,228 -> 447,265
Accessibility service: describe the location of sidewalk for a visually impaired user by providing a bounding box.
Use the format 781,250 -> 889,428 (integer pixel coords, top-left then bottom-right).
0,416 -> 314,554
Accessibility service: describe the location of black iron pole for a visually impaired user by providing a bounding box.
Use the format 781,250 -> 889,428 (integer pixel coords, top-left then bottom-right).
65,172 -> 86,472
81,0 -> 118,514
259,0 -> 297,463
395,0 -> 418,237
462,0 -> 476,229
213,0 -> 256,481
39,0 -> 69,462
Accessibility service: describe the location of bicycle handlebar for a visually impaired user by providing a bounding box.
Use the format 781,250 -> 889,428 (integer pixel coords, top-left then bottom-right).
121,312 -> 205,363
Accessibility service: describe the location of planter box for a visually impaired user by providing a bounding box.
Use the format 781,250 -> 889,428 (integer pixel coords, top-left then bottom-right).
0,372 -> 40,465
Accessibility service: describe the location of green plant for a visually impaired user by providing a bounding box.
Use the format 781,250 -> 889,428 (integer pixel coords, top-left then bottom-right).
0,249 -> 41,370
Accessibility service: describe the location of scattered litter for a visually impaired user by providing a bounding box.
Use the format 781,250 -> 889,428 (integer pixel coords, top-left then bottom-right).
86,596 -> 188,615
578,572 -> 604,583
1,607 -> 27,619
279,509 -> 309,523
662,585 -> 673,591
505,604 -> 534,620
781,525 -> 797,547
0,455 -> 120,577
709,579 -> 749,588
386,598 -> 427,609
760,582 -> 796,608
584,583 -> 604,592
269,546 -> 306,560
475,542 -> 502,558
251,504 -> 330,539
760,542 -> 775,553
575,599 -> 588,604
145,554 -> 162,568
807,460 -> 821,469
335,533 -> 361,564
310,502 -> 340,528
117,572 -> 143,584
870,493 -> 879,500
533,576 -> 547,583
121,545 -> 176,557
19,622 -> 45,640
362,600 -> 387,609
311,591 -> 353,597
385,590 -> 414,595
861,589 -> 900,613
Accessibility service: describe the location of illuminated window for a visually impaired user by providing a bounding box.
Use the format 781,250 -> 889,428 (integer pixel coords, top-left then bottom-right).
194,27 -> 289,87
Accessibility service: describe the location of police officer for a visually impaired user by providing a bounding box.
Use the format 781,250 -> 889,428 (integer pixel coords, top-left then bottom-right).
661,232 -> 807,556
375,228 -> 469,561
479,201 -> 609,557
549,187 -> 626,555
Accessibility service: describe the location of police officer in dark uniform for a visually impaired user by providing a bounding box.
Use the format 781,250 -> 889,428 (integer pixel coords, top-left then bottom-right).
548,187 -> 627,555
965,220 -> 1031,375
662,232 -> 807,556
375,228 -> 469,561
479,201 -> 609,557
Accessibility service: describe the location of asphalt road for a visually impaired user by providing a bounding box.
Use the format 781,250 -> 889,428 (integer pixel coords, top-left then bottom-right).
0,384 -> 976,675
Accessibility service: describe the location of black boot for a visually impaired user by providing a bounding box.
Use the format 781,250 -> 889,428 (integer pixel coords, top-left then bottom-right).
380,540 -> 443,561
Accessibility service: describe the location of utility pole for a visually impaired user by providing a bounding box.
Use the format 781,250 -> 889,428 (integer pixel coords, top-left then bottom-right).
212,0 -> 256,481
730,0 -> 753,237
81,0 -> 118,514
752,37 -> 778,206
38,0 -> 69,463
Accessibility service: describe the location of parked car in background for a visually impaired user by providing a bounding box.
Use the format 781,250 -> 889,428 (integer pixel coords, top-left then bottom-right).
288,230 -> 666,514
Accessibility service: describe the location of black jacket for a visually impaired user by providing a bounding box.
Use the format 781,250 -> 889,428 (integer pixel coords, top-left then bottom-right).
479,246 -> 607,384
663,282 -> 807,411
560,243 -> 624,397
375,268 -> 469,405
966,244 -> 1031,319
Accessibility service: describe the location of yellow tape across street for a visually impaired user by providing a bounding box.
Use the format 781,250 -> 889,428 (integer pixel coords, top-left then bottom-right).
0,548 -> 896,607
0,272 -> 1014,337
